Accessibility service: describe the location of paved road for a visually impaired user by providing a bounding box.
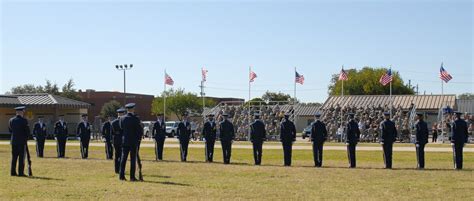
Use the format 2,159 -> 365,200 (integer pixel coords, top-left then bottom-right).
1,141 -> 472,152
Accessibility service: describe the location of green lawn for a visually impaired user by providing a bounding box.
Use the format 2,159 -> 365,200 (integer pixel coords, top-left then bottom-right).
0,144 -> 473,200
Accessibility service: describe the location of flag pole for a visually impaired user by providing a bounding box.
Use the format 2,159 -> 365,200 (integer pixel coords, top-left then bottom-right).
163,69 -> 167,123
389,65 -> 393,119
248,66 -> 252,140
441,62 -> 445,143
341,65 -> 344,130
201,67 -> 205,120
294,67 -> 297,123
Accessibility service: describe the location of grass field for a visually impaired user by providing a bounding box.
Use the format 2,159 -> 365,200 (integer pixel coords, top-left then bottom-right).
0,144 -> 473,200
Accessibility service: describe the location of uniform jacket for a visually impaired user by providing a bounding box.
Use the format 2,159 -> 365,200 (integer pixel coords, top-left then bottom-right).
9,115 -> 30,145
380,120 -> 398,143
120,113 -> 142,147
451,119 -> 469,144
77,121 -> 91,141
33,122 -> 47,140
177,121 -> 192,141
311,120 -> 327,143
153,120 -> 166,140
250,120 -> 266,143
102,121 -> 112,141
111,119 -> 122,145
280,119 -> 296,142
219,120 -> 235,142
415,120 -> 429,145
54,121 -> 68,140
202,121 -> 217,141
346,120 -> 361,144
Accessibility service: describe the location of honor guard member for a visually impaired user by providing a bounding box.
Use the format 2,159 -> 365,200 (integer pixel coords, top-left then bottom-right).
451,111 -> 469,170
203,114 -> 217,162
33,116 -> 47,158
219,113 -> 235,164
311,113 -> 327,167
9,106 -> 30,176
119,103 -> 142,181
112,108 -> 126,174
379,112 -> 398,169
77,114 -> 91,159
177,112 -> 192,162
102,116 -> 114,160
280,113 -> 296,166
414,113 -> 429,169
54,115 -> 68,158
152,113 -> 166,161
346,113 -> 360,168
250,112 -> 266,165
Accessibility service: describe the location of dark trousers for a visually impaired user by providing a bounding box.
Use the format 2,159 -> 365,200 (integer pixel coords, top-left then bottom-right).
57,139 -> 67,158
154,138 -> 165,160
120,145 -> 137,180
452,143 -> 464,170
252,141 -> 263,165
347,143 -> 356,168
113,143 -> 122,174
416,143 -> 426,169
36,139 -> 45,157
382,143 -> 393,169
432,133 -> 438,142
205,140 -> 215,162
282,141 -> 293,166
221,140 -> 232,164
80,139 -> 90,159
312,142 -> 324,167
179,140 -> 189,162
104,140 -> 113,160
11,144 -> 25,176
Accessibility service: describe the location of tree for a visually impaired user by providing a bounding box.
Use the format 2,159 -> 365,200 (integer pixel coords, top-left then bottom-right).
261,91 -> 295,105
151,88 -> 213,120
7,79 -> 81,100
100,100 -> 122,119
299,102 -> 323,107
458,93 -> 474,100
328,67 -> 415,96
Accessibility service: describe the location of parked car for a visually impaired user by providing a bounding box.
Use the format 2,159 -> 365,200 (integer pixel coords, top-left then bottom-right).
166,121 -> 180,138
302,125 -> 312,139
142,121 -> 153,138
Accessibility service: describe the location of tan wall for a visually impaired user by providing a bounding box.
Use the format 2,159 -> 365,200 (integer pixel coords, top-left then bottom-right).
0,107 -> 88,135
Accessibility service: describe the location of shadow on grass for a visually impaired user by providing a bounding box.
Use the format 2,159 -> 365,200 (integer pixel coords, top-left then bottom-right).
145,174 -> 172,179
300,165 -> 473,172
22,176 -> 64,181
141,180 -> 192,187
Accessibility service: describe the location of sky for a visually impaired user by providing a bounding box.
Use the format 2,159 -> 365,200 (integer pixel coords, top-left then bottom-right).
1,0 -> 473,103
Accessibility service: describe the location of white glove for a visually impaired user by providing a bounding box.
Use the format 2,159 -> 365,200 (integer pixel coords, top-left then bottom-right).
380,142 -> 384,145
415,144 -> 420,148
450,143 -> 454,146
345,143 -> 349,145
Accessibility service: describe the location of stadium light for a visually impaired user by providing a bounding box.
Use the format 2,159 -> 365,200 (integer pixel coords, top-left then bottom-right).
115,64 -> 134,105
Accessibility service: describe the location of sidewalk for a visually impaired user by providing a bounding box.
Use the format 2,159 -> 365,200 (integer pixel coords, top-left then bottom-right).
1,141 -> 472,152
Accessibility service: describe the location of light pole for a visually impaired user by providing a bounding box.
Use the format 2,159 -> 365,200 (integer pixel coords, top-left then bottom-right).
115,64 -> 133,105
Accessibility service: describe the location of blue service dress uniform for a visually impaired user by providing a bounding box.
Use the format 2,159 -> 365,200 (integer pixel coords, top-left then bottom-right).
33,122 -> 47,157
380,119 -> 398,169
77,122 -> 91,159
346,120 -> 360,168
119,113 -> 142,180
177,121 -> 192,162
414,120 -> 429,169
219,119 -> 235,164
250,120 -> 266,165
54,121 -> 68,158
202,121 -> 217,162
311,120 -> 327,167
152,120 -> 166,160
280,119 -> 296,166
102,121 -> 114,160
112,118 -> 123,174
451,119 -> 469,170
9,115 -> 30,176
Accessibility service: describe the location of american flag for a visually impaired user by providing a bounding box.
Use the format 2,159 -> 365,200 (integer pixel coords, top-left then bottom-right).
379,69 -> 393,86
295,71 -> 305,85
439,63 -> 453,83
249,70 -> 257,82
338,68 -> 348,81
165,73 -> 174,86
202,68 -> 208,82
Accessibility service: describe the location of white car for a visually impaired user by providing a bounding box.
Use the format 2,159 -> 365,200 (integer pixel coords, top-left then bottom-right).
166,121 -> 180,137
142,121 -> 153,138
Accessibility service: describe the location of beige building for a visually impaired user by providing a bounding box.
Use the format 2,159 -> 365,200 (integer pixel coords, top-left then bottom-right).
0,94 -> 90,138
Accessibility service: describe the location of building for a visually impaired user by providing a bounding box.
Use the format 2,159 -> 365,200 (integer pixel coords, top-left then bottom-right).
456,99 -> 474,114
78,90 -> 155,121
0,94 -> 90,137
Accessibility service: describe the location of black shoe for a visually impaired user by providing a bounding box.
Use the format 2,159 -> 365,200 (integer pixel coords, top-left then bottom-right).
119,177 -> 127,181
18,174 -> 26,177
11,173 -> 17,177
130,177 -> 138,182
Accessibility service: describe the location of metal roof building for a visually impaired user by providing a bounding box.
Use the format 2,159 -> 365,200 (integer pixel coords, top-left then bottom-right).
321,95 -> 457,111
456,99 -> 474,114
